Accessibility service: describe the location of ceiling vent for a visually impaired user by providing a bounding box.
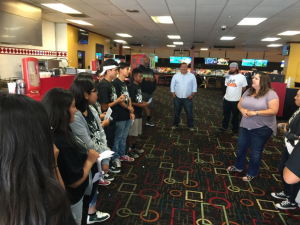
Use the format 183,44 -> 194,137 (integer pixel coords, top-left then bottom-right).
213,45 -> 235,49
67,13 -> 89,18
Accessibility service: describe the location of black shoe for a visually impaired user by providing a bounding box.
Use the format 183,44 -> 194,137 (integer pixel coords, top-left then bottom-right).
104,173 -> 114,181
146,121 -> 155,126
287,218 -> 300,225
109,166 -> 120,173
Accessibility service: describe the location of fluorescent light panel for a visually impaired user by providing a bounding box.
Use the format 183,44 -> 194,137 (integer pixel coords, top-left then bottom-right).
267,44 -> 283,47
42,4 -> 81,14
278,31 -> 300,36
237,18 -> 267,25
168,35 -> 180,39
66,20 -> 92,25
151,16 -> 173,24
261,37 -> 281,41
220,36 -> 235,40
173,42 -> 183,45
123,46 -> 130,48
167,45 -> 176,47
114,40 -> 127,43
116,33 -> 132,37
200,48 -> 208,50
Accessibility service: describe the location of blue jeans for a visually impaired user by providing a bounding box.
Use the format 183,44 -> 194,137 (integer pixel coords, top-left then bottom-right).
234,126 -> 272,177
89,192 -> 97,208
112,120 -> 131,160
173,97 -> 194,128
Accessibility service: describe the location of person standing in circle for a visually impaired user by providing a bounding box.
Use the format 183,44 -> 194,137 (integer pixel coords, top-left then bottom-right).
171,62 -> 197,131
219,62 -> 248,134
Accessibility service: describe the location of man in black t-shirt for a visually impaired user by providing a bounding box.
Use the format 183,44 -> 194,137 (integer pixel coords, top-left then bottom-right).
112,62 -> 140,165
97,59 -> 125,168
128,68 -> 148,153
139,56 -> 156,126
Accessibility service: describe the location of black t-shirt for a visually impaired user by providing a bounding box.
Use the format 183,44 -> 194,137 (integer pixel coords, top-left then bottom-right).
139,64 -> 156,94
83,107 -> 103,146
97,78 -> 118,120
286,142 -> 300,179
112,78 -> 130,121
54,132 -> 89,205
129,83 -> 143,118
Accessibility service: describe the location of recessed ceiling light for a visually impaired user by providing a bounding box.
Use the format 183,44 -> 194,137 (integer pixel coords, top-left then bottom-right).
126,9 -> 139,13
114,40 -> 127,43
220,36 -> 235,40
173,42 -> 183,45
123,46 -> 130,48
42,4 -> 81,14
116,33 -> 132,37
267,44 -> 283,47
66,20 -> 92,25
200,48 -> 208,50
151,16 -> 173,24
261,37 -> 281,41
167,45 -> 176,47
278,31 -> 300,36
168,35 -> 180,39
237,18 -> 267,25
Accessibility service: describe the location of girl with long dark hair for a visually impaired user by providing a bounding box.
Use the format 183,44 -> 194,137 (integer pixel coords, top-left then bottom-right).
0,93 -> 75,225
41,88 -> 102,225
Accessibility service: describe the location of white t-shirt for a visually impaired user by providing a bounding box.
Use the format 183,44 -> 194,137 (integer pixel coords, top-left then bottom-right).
224,73 -> 248,101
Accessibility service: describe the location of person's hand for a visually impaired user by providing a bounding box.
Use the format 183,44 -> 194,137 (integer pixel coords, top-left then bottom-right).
247,111 -> 256,117
53,144 -> 59,165
241,108 -> 249,118
101,119 -> 110,128
87,149 -> 99,163
283,124 -> 287,132
188,95 -> 193,99
141,101 -> 149,108
150,78 -> 155,82
100,112 -> 106,120
130,113 -> 135,120
117,95 -> 126,103
128,106 -> 134,113
145,77 -> 151,82
172,93 -> 176,98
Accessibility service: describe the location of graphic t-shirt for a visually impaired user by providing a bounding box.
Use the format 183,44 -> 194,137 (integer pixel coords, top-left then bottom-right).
83,107 -> 102,146
224,73 -> 248,101
112,78 -> 130,121
97,78 -> 118,120
54,132 -> 89,205
129,82 -> 143,118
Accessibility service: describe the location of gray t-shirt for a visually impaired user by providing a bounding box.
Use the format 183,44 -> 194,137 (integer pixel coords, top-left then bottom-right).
240,89 -> 279,135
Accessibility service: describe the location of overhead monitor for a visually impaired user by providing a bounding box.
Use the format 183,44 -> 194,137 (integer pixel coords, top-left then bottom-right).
217,58 -> 229,65
282,44 -> 290,56
254,59 -> 268,67
281,60 -> 285,68
241,59 -> 255,66
170,56 -> 192,64
155,56 -> 158,63
205,58 -> 217,65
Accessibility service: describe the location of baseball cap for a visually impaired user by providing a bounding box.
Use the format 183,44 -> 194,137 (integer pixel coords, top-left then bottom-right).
229,62 -> 238,68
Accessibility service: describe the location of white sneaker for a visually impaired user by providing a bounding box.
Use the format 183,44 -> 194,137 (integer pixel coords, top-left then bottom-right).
113,158 -> 121,168
87,211 -> 110,224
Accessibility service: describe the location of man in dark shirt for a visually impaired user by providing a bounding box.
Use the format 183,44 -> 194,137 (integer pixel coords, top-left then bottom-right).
139,56 -> 156,126
95,70 -> 104,87
97,59 -> 125,168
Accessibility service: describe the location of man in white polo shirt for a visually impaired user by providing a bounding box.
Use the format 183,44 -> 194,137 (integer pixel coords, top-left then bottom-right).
219,62 -> 247,134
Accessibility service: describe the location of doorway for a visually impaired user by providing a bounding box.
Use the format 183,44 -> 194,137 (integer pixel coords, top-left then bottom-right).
96,44 -> 104,70
78,50 -> 85,69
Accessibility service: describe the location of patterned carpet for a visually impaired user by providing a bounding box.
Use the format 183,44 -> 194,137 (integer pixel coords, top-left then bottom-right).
95,85 -> 298,225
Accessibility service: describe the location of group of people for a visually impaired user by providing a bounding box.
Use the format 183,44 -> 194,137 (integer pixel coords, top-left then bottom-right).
2,58 -> 300,225
216,62 -> 300,224
0,58 -> 157,225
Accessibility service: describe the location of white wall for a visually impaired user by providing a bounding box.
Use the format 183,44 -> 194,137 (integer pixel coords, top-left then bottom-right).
0,20 -> 68,79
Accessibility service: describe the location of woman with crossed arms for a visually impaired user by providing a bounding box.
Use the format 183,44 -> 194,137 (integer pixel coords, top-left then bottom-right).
227,73 -> 279,182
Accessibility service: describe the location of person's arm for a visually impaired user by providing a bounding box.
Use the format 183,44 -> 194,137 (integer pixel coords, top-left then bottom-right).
237,97 -> 250,118
53,144 -> 65,189
170,76 -> 176,98
132,101 -> 148,108
188,76 -> 197,99
100,95 -> 125,112
248,98 -> 279,117
242,87 -> 247,92
69,149 -> 99,188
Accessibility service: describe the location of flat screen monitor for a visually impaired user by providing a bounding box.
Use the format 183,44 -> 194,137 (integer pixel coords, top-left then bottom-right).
96,53 -> 102,60
241,59 -> 255,66
254,59 -> 268,67
282,44 -> 290,56
78,29 -> 88,44
155,56 -> 158,63
205,58 -> 217,65
281,60 -> 285,68
170,56 -> 192,64
217,58 -> 229,65
115,55 -> 126,60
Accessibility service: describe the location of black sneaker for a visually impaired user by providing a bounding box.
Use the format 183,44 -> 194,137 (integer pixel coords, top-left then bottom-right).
276,199 -> 297,210
146,121 -> 155,126
87,211 -> 110,224
271,191 -> 290,200
104,173 -> 114,181
128,150 -> 139,159
109,166 -> 120,173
